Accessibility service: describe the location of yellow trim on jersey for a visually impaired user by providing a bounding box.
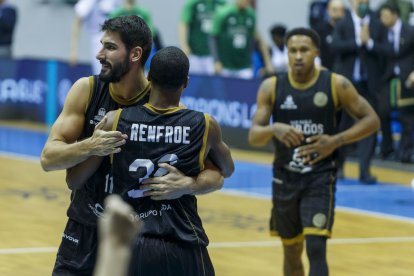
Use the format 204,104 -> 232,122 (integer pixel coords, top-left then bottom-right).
109,81 -> 151,106
281,233 -> 304,245
110,108 -> 123,164
270,230 -> 279,237
177,199 -> 202,245
86,76 -> 94,113
327,173 -> 335,233
331,73 -> 339,110
270,76 -> 277,106
303,227 -> 331,238
199,114 -> 210,171
288,68 -> 320,90
395,79 -> 414,106
143,103 -> 181,114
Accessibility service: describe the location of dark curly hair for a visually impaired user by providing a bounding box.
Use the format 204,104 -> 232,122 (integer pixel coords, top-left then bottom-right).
101,15 -> 152,66
148,46 -> 189,90
285,27 -> 321,49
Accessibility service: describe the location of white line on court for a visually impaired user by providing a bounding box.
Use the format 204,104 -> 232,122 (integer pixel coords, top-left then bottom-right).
2,236 -> 414,254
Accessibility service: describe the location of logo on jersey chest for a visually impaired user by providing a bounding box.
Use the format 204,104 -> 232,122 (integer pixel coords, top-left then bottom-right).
89,107 -> 106,125
313,91 -> 328,107
280,95 -> 297,110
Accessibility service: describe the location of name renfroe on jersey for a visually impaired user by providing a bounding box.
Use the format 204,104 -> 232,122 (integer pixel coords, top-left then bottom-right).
130,123 -> 191,144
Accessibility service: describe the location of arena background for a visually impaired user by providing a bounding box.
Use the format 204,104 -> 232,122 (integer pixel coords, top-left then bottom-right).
1,1 -> 414,275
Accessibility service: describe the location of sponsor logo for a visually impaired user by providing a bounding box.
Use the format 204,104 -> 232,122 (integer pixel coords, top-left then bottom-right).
89,107 -> 106,125
181,96 -> 256,129
0,78 -> 46,104
87,203 -> 105,218
312,213 -> 327,228
62,233 -> 79,244
290,120 -> 324,135
280,95 -> 297,110
313,91 -> 328,107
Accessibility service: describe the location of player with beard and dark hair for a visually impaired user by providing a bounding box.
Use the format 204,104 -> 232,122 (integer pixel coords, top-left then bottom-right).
41,15 -> 224,276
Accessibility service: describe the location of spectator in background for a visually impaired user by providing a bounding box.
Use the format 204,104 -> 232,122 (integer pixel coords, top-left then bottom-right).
179,0 -> 226,76
109,0 -> 163,51
381,0 -> 414,23
0,0 -> 17,59
309,0 -> 330,30
269,24 -> 288,74
70,0 -> 121,74
380,3 -> 414,163
209,0 -> 273,79
313,0 -> 345,70
331,0 -> 391,183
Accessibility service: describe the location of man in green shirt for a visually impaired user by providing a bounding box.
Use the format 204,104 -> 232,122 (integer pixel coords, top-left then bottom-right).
210,0 -> 273,79
179,0 -> 227,75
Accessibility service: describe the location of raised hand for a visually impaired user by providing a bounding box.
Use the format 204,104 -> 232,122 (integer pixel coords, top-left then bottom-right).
89,116 -> 128,156
272,122 -> 304,148
140,163 -> 195,200
295,135 -> 337,165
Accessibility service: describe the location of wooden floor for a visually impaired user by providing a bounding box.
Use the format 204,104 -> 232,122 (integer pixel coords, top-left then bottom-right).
1,155 -> 414,276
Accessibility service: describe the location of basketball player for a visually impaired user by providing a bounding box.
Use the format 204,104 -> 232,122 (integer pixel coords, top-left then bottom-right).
83,46 -> 234,275
40,16 -> 224,275
248,27 -> 379,276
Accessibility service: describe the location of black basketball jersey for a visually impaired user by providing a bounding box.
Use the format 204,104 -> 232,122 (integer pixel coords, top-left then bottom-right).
111,103 -> 210,246
67,76 -> 151,227
272,70 -> 338,173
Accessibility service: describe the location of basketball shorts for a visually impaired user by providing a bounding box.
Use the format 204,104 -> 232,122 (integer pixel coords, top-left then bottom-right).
270,168 -> 337,243
52,218 -> 98,276
128,234 -> 215,276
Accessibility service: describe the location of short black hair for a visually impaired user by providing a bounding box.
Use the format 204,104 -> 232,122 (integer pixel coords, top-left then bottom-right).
270,24 -> 287,37
285,27 -> 320,49
101,15 -> 152,66
148,46 -> 189,90
379,3 -> 401,16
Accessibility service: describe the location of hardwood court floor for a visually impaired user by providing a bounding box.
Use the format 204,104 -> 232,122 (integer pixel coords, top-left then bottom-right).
0,155 -> 414,276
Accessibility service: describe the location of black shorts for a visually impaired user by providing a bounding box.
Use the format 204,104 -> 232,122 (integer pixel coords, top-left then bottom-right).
128,235 -> 215,276
52,219 -> 98,276
270,168 -> 336,243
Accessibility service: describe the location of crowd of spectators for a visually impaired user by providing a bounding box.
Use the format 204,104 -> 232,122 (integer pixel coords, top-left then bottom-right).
4,0 -> 414,170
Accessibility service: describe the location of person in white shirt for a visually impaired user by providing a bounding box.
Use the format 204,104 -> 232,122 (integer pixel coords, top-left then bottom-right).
70,0 -> 121,74
269,24 -> 288,74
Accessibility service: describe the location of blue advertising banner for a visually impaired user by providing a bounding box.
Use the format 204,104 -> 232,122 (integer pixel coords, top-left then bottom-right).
0,58 -> 268,150
0,59 -> 91,122
182,75 -> 263,150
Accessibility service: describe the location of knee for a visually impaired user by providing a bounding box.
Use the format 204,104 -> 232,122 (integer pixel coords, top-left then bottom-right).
283,241 -> 304,261
306,235 -> 327,259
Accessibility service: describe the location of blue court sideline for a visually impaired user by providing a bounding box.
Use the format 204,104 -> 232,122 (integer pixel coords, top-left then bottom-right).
1,126 -> 414,220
